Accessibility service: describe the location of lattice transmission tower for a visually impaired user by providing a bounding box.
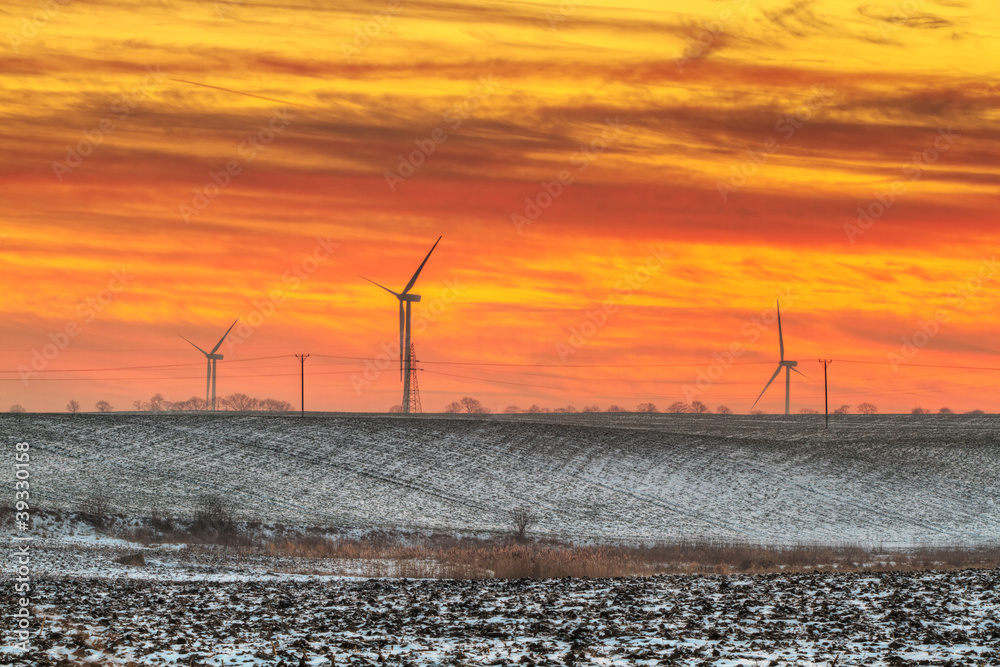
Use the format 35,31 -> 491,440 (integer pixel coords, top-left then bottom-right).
404,343 -> 422,413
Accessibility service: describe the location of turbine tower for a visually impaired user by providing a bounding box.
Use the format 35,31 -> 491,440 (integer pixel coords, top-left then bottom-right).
751,302 -> 806,415
181,319 -> 239,411
361,236 -> 441,414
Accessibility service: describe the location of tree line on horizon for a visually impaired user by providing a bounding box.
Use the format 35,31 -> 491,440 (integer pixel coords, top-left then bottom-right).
421,398 -> 988,416
7,393 -> 294,413
1,398 -> 988,415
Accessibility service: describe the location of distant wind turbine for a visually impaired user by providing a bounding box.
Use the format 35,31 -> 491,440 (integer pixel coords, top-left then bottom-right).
360,236 -> 441,414
751,302 -> 807,415
181,319 -> 239,411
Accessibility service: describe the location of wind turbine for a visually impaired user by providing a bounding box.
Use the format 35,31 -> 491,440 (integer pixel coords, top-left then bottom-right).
360,236 -> 441,414
751,302 -> 807,415
181,319 -> 239,411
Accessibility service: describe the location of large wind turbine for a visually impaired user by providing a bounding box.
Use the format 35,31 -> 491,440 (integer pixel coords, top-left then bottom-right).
361,236 -> 441,413
181,319 -> 239,411
751,302 -> 807,415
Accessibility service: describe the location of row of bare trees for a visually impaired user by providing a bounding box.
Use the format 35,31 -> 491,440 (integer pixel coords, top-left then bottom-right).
50,394 -> 293,413
435,399 -> 980,415
132,393 -> 292,412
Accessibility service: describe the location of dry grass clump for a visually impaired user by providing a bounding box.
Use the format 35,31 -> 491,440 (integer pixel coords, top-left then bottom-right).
250,535 -> 1000,579
83,504 -> 1000,579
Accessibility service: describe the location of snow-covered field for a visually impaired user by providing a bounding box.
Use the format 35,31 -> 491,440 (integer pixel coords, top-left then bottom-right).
3,561 -> 999,666
3,414 -> 1000,666
4,412 -> 999,546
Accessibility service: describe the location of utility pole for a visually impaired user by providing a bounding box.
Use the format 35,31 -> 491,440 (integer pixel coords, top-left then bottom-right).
818,359 -> 832,429
295,354 -> 310,415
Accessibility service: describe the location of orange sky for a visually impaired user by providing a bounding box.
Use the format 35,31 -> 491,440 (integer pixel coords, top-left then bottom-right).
1,0 -> 999,413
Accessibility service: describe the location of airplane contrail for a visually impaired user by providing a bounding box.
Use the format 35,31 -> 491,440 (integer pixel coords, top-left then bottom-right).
169,78 -> 317,109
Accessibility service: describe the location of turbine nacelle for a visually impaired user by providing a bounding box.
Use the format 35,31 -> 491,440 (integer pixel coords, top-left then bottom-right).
781,360 -> 798,367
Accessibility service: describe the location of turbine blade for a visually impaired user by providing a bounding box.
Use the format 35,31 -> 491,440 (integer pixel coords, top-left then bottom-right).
401,235 -> 441,295
359,274 -> 401,297
751,365 -> 783,410
777,301 -> 784,361
399,301 -> 405,381
210,318 -> 240,354
790,366 -> 811,381
180,335 -> 209,357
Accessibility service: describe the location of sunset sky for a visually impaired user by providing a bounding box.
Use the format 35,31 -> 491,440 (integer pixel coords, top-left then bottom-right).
1,0 -> 998,414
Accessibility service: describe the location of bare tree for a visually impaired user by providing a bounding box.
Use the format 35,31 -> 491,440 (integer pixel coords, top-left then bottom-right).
222,393 -> 259,411
912,407 -> 930,415
582,405 -> 600,412
170,396 -> 208,411
95,400 -> 114,413
9,404 -> 25,413
606,404 -> 626,412
799,408 -> 819,414
67,399 -> 80,414
716,405 -> 733,415
857,402 -> 878,415
460,396 -> 490,414
503,405 -> 521,414
666,401 -> 689,413
444,397 -> 490,414
259,398 -> 292,411
509,505 -> 538,542
78,487 -> 113,531
637,402 -> 660,413
133,400 -> 148,411
966,409 -> 985,415
832,404 -> 850,415
939,406 -> 954,414
148,393 -> 168,411
690,400 -> 710,414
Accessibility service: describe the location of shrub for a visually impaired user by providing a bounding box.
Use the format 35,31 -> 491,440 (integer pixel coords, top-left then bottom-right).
192,494 -> 236,539
78,489 -> 113,531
